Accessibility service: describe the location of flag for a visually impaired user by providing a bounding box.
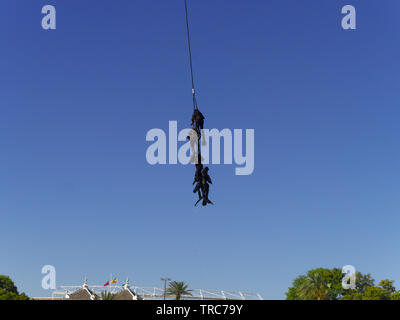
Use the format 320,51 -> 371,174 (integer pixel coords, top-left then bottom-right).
111,278 -> 118,284
103,281 -> 109,287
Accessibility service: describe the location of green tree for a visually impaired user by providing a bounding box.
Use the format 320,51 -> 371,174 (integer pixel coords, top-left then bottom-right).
286,268 -> 374,300
343,279 -> 397,300
339,272 -> 375,300
0,275 -> 29,300
286,275 -> 308,300
361,286 -> 390,300
100,291 -> 115,300
166,281 -> 192,300
378,279 -> 396,295
390,291 -> 400,300
287,268 -> 342,300
297,272 -> 330,300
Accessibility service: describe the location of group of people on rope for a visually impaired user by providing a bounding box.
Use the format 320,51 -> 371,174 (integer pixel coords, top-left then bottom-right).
190,109 -> 213,206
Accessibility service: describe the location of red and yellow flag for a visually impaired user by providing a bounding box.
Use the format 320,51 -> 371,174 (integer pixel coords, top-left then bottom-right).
110,278 -> 118,284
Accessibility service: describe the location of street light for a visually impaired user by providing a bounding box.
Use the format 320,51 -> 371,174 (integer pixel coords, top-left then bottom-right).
161,277 -> 171,300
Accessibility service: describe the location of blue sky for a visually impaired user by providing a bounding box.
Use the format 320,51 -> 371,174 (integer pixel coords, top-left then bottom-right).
1,0 -> 399,299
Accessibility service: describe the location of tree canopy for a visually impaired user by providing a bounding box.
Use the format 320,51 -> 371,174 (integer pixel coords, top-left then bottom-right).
0,275 -> 29,300
166,281 -> 192,300
286,268 -> 400,300
99,291 -> 115,300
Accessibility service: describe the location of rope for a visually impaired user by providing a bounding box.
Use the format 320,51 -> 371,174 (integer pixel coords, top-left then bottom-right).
184,1 -> 213,206
185,1 -> 202,167
184,0 -> 198,110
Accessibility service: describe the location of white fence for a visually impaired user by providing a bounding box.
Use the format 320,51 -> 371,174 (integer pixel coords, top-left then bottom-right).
52,285 -> 263,300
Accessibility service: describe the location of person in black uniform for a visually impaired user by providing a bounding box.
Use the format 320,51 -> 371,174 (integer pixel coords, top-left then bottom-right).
193,163 -> 203,206
200,167 -> 213,206
191,108 -> 205,138
190,109 -> 213,206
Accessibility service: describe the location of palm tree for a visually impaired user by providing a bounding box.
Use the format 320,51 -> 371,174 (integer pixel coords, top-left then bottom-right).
298,273 -> 331,300
166,281 -> 192,300
100,291 -> 115,300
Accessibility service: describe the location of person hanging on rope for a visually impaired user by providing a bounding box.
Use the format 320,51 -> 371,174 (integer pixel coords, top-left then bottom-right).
187,129 -> 204,164
200,166 -> 213,206
193,163 -> 204,206
191,108 -> 205,138
194,166 -> 213,206
193,163 -> 203,184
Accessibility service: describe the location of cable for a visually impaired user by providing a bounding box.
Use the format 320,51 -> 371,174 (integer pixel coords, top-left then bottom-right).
184,1 -> 214,207
184,0 -> 198,110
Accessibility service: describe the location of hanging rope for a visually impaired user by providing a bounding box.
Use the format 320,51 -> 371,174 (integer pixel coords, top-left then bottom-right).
184,0 -> 213,206
184,0 -> 198,110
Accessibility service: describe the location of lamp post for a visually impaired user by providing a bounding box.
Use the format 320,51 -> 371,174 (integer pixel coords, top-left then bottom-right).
161,277 -> 171,300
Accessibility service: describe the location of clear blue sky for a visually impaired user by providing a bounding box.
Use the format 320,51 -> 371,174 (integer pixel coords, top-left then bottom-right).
1,0 -> 399,299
